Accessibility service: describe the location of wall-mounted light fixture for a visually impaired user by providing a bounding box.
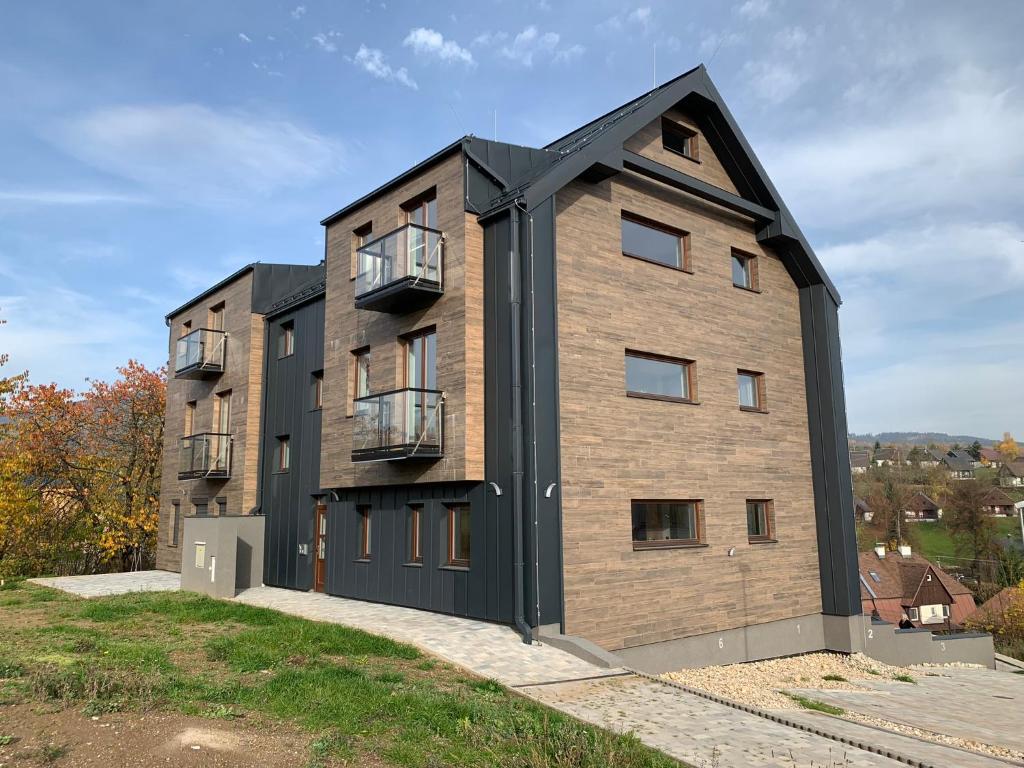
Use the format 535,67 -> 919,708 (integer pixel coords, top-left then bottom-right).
488,482 -> 503,496
727,547 -> 736,557
544,483 -> 558,498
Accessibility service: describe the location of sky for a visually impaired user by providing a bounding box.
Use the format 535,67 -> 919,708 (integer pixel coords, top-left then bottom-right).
0,0 -> 1022,439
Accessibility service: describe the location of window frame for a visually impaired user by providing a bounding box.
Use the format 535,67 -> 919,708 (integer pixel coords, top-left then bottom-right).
180,320 -> 192,338
216,497 -> 228,517
746,499 -> 776,543
631,499 -> 706,550
169,501 -> 181,547
278,321 -> 295,358
445,504 -> 471,568
402,187 -> 438,230
275,436 -> 290,473
312,370 -> 324,411
407,504 -> 423,565
620,212 -> 692,273
213,390 -> 231,434
184,400 -> 197,436
403,327 -> 438,390
352,220 -> 374,280
207,302 -> 225,331
625,350 -> 697,404
908,607 -> 920,622
731,248 -> 760,292
661,117 -> 700,162
358,505 -> 372,561
737,370 -> 767,413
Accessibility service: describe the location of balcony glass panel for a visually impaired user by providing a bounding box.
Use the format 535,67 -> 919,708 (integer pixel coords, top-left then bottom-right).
355,224 -> 443,300
174,329 -> 226,377
352,388 -> 443,461
178,433 -> 232,479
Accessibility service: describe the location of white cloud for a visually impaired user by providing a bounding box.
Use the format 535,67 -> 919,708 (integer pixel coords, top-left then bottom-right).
352,45 -> 417,89
698,29 -> 743,57
472,31 -> 507,47
291,5 -> 306,19
52,104 -> 344,205
497,26 -> 580,67
776,26 -> 808,51
312,31 -> 340,52
238,32 -> 252,43
736,0 -> 771,20
403,28 -> 474,66
628,7 -> 652,29
0,189 -> 148,207
741,60 -> 805,104
554,44 -> 585,64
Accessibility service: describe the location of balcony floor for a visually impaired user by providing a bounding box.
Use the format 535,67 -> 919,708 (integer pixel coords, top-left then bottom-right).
355,276 -> 442,313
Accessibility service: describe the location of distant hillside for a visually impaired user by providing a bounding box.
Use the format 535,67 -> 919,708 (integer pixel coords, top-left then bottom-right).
848,431 -> 996,447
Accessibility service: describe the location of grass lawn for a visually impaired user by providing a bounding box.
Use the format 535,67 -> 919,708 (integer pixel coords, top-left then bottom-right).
914,517 -> 1022,565
0,581 -> 681,768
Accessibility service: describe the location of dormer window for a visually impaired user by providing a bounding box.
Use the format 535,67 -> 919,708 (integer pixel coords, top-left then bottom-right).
662,117 -> 699,162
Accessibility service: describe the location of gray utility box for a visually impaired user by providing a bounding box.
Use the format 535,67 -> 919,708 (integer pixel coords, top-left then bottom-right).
181,514 -> 265,599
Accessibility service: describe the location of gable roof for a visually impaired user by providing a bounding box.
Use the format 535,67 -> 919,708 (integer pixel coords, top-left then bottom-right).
980,448 -> 1004,462
1001,461 -> 1024,478
965,586 -> 1022,626
905,491 -> 939,512
944,449 -> 976,470
858,551 -> 969,603
981,487 -> 1015,507
854,496 -> 871,512
874,447 -> 901,461
850,451 -> 870,468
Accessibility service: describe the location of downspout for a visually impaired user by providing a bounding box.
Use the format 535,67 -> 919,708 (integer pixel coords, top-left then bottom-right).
510,203 -> 533,644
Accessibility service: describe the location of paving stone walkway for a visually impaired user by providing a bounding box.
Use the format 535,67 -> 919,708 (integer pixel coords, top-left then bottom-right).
28,570 -> 180,597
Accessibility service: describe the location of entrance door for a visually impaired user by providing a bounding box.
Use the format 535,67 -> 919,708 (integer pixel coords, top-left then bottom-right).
314,504 -> 328,593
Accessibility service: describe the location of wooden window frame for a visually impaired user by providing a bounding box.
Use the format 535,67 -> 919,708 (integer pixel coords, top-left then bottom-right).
731,248 -> 760,292
207,302 -> 225,331
216,497 -> 228,517
621,212 -> 692,273
746,499 -> 776,543
312,371 -> 324,411
352,221 -> 374,280
737,370 -> 767,413
625,350 -> 698,404
446,504 -> 470,568
180,320 -> 192,338
276,436 -> 290,473
169,501 -> 180,547
402,187 -> 438,229
278,321 -> 295,359
213,389 -> 231,434
348,347 -> 370,417
402,326 -> 437,389
661,117 -> 700,163
193,498 -> 209,516
358,505 -> 372,560
184,400 -> 197,436
631,499 -> 706,550
408,504 -> 423,565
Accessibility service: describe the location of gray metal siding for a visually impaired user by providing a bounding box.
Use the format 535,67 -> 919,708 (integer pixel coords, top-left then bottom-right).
261,295 -> 325,591
324,482 -> 508,620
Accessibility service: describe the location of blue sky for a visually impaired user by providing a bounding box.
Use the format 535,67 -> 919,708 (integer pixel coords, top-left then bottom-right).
1,0 -> 1022,438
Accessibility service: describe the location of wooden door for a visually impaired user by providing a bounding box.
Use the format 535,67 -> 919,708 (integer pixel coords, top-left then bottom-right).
314,504 -> 328,593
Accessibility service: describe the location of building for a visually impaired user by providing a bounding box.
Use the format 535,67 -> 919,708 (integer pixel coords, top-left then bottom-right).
850,450 -> 870,475
854,496 -> 873,522
859,548 -> 975,630
979,448 -> 1005,468
903,491 -> 942,522
938,449 -> 976,480
999,461 -> 1024,488
981,487 -> 1015,516
157,66 -> 863,671
873,447 -> 902,467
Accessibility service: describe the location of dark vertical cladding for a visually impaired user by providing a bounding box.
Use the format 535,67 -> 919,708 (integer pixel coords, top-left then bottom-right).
324,482 -> 507,620
800,282 -> 859,616
483,202 -> 564,633
261,294 -> 325,591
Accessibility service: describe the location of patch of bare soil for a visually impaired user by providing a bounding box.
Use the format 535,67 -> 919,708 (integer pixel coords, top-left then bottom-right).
0,704 -> 311,767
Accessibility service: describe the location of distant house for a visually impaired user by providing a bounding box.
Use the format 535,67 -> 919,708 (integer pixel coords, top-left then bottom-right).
919,448 -> 944,468
999,461 -> 1024,488
854,496 -> 873,522
850,450 -> 870,475
981,487 -> 1015,516
964,586 -> 1022,628
904,491 -> 942,521
979,448 -> 1005,468
859,549 -> 975,629
939,449 -> 976,480
873,447 -> 902,467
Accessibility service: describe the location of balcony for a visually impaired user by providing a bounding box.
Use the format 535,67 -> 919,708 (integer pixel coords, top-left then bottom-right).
174,328 -> 226,379
352,388 -> 444,462
178,433 -> 232,480
355,224 -> 443,312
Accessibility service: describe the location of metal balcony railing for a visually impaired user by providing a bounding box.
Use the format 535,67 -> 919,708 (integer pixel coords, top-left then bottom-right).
178,432 -> 232,479
355,224 -> 443,311
174,328 -> 226,378
352,388 -> 444,462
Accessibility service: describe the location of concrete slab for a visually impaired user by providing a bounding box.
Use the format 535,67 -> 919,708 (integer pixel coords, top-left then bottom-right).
29,570 -> 180,598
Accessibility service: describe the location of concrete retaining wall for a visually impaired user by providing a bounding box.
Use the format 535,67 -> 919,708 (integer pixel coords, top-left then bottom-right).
181,515 -> 265,599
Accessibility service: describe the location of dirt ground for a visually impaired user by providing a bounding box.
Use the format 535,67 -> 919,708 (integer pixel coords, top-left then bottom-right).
0,704 -> 313,767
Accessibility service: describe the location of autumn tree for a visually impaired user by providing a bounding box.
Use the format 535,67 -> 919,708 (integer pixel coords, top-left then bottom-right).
867,474 -> 915,549
945,479 -> 998,576
998,432 -> 1020,461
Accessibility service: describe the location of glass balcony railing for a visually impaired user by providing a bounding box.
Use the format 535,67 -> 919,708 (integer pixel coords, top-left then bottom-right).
178,433 -> 232,479
355,224 -> 443,312
352,388 -> 444,462
174,328 -> 226,378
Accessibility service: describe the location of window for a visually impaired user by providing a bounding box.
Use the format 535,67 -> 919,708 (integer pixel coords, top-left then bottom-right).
208,302 -> 225,331
746,500 -> 775,542
193,499 -> 209,516
908,607 -> 919,622
869,571 -> 881,583
216,497 -> 228,517
353,347 -> 370,400
213,390 -> 231,434
661,117 -> 699,161
184,401 -> 196,435
631,500 -> 704,548
312,371 -> 324,410
404,328 -> 437,390
278,321 -> 295,358
446,504 -> 470,567
403,188 -> 437,229
276,436 -> 290,472
169,501 -> 180,547
180,320 -> 192,338
941,604 -> 950,619
731,249 -> 759,291
352,221 -> 374,279
621,213 -> 691,271
408,505 -> 423,564
738,370 -> 766,412
625,351 -> 695,403
358,505 -> 371,560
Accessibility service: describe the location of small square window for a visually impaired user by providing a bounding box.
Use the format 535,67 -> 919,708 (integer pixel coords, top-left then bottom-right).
908,607 -> 919,622
278,321 -> 295,358
276,436 -> 290,472
216,497 -> 228,517
746,500 -> 775,542
446,504 -> 470,567
661,117 -> 699,161
732,249 -> 759,291
631,500 -> 703,548
738,370 -> 766,412
193,499 -> 208,516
